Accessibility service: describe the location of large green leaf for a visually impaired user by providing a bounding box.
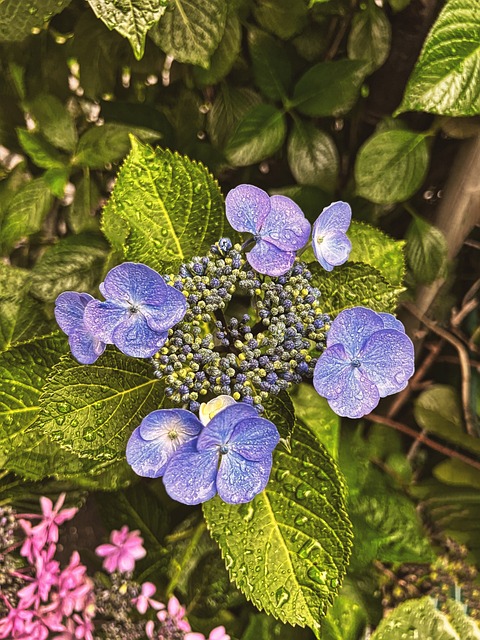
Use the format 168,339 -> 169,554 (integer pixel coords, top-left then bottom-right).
263,390 -> 295,446
291,60 -> 367,117
291,384 -> 340,459
193,12 -> 242,86
87,0 -> 167,60
347,2 -> 391,73
225,104 -> 287,166
101,138 -> 225,270
355,129 -> 430,204
151,0 -> 227,68
207,86 -> 262,150
397,0 -> 480,116
28,93 -> 77,153
287,121 -> 339,193
204,421 -> 352,638
38,349 -> 165,462
406,213 -> 448,284
248,28 -> 293,101
0,0 -> 71,41
252,0 -> 308,40
17,129 -> 68,170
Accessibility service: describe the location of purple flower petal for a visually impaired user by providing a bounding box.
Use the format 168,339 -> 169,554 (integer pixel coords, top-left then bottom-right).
84,300 -> 129,343
314,201 -> 352,235
228,417 -> 279,461
261,195 -> 311,251
197,403 -> 259,451
140,286 -> 187,333
54,292 -> 94,335
360,329 -> 414,397
313,230 -> 352,271
217,452 -> 272,504
69,329 -> 105,365
100,262 -> 168,306
378,312 -> 406,333
247,239 -> 296,276
325,368 -> 380,418
313,343 -> 352,399
225,184 -> 271,235
326,306 -> 384,355
139,409 -> 202,441
112,314 -> 168,358
163,443 -> 218,505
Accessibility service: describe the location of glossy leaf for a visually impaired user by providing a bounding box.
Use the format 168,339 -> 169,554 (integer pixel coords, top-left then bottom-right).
204,421 -> 352,637
348,221 -> 406,286
347,3 -> 391,72
0,0 -> 71,41
355,130 -> 430,203
397,0 -> 480,116
263,390 -> 295,446
406,213 -> 448,283
248,28 -> 293,101
193,12 -> 242,86
291,384 -> 340,459
101,138 -> 225,270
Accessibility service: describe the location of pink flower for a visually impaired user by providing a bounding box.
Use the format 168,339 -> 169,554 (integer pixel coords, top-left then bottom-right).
132,582 -> 164,614
55,552 -> 94,616
18,519 -> 44,563
157,596 -> 191,631
19,494 -> 77,552
95,525 -> 146,573
0,602 -> 34,639
17,545 -> 60,608
186,627 -> 230,640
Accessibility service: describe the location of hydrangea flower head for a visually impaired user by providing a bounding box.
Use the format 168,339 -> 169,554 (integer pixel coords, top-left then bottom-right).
312,201 -> 352,271
126,409 -> 203,478
95,525 -> 146,573
55,292 -> 106,364
163,403 -> 280,505
83,262 -> 187,358
225,184 -> 311,276
313,307 -> 414,418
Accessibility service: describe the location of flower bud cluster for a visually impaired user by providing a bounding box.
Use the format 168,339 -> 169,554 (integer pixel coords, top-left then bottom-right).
155,241 -> 329,411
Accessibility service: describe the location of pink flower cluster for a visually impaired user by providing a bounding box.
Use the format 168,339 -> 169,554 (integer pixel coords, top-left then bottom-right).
0,494 -> 95,640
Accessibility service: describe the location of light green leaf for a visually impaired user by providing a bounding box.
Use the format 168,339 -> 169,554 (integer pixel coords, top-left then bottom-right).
287,121 -> 339,193
348,221 -> 406,286
17,129 -> 68,169
434,458 -> 480,490
253,0 -> 308,40
28,94 -> 77,152
406,213 -> 448,283
291,384 -> 339,459
311,262 -> 403,318
242,614 -> 310,640
292,60 -> 367,117
204,421 -> 352,637
387,0 -> 413,11
43,167 -> 70,199
151,0 -> 227,68
0,0 -> 71,41
225,104 -> 287,166
321,582 -> 368,640
347,3 -> 391,73
207,85 -> 262,150
355,130 -> 430,203
87,0 -> 167,60
445,598 -> 480,639
263,391 -> 295,446
396,0 -> 480,116
101,139 -> 225,270
193,12 -> 242,86
0,178 -> 53,253
38,349 -> 165,462
248,27 -> 293,101
30,233 -> 109,302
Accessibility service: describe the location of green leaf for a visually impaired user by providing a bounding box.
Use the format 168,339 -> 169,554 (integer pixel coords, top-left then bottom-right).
396,0 -> 480,117
347,2 -> 391,73
225,104 -> 287,166
193,12 -> 242,86
348,221 -> 406,287
101,139 -> 225,270
292,60 -> 367,117
0,94 -> 25,148
0,178 -> 53,253
355,130 -> 430,203
371,597 -> 466,640
66,173 -> 101,234
166,514 -> 210,594
248,28 -> 293,101
321,582 -> 368,640
291,384 -> 339,459
252,0 -> 308,40
406,213 -> 448,283
242,614 -> 311,640
433,458 -> 480,490
87,0 -> 167,60
311,262 -> 403,318
151,0 -> 227,68
38,349 -> 165,462
28,93 -> 77,152
263,391 -> 295,447
0,0 -> 71,41
203,421 -> 352,637
30,233 -> 109,302
387,0 -> 413,11
207,85 -> 262,149
444,598 -> 480,639
43,167 -> 70,199
17,128 -> 68,169
287,121 -> 339,193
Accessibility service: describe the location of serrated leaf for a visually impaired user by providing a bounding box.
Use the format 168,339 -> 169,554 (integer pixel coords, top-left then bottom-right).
38,349 -> 165,462
355,129 -> 430,204
291,384 -> 339,459
203,421 -> 352,637
347,3 -> 391,73
348,221 -> 406,286
311,262 -> 403,317
17,128 -> 68,169
263,391 -> 295,446
445,598 -> 480,639
371,597 -> 462,640
87,0 -> 167,60
28,93 -> 77,152
248,27 -> 293,101
225,104 -> 287,166
0,178 -> 54,253
30,233 -> 109,302
0,0 -> 71,41
101,139 -> 225,270
292,60 -> 367,117
193,12 -> 242,86
252,0 -> 308,40
396,0 -> 480,116
151,0 -> 227,68
406,213 -> 448,283
207,85 -> 262,149
287,121 -> 339,193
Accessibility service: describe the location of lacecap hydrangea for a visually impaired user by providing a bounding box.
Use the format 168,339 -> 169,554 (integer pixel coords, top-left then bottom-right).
54,184 -> 414,505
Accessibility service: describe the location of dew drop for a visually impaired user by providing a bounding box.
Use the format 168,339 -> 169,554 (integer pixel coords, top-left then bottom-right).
57,402 -> 70,413
83,427 -> 95,442
307,566 -> 327,585
275,586 -> 290,607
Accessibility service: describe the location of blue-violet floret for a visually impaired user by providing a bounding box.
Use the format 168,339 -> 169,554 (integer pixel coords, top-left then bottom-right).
312,201 -> 352,272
